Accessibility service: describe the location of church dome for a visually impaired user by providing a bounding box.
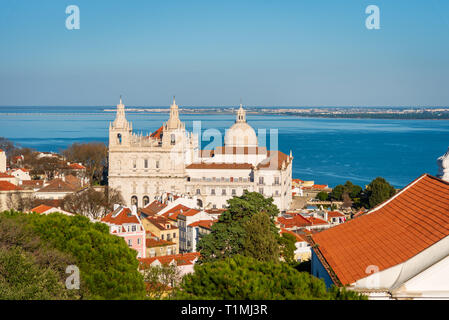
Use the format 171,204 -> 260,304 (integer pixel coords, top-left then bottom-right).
224,104 -> 258,147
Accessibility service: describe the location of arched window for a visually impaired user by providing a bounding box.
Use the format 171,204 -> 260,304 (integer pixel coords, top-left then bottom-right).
143,196 -> 149,206
117,133 -> 122,144
197,199 -> 203,208
131,196 -> 138,208
171,134 -> 176,145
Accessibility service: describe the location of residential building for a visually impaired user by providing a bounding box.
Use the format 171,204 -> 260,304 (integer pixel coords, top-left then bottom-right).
139,252 -> 200,277
29,204 -> 74,216
141,214 -> 179,254
101,206 -> 146,258
311,174 -> 449,300
280,228 -> 311,262
145,238 -> 177,257
0,181 -> 34,211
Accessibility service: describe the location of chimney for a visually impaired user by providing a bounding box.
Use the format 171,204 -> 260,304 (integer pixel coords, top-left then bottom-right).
131,205 -> 137,216
113,204 -> 120,211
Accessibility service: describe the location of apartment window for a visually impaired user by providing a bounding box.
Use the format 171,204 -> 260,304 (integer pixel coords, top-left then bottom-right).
171,134 -> 176,145
128,239 -> 132,247
161,234 -> 164,240
232,189 -> 236,196
196,189 -> 201,195
259,177 -> 264,185
173,233 -> 176,238
211,189 -> 215,195
133,159 -> 137,169
132,225 -> 136,232
275,177 -> 280,185
144,159 -> 148,168
156,160 -> 160,169
137,238 -> 141,245
222,189 -> 226,195
213,204 -> 217,209
259,188 -> 264,195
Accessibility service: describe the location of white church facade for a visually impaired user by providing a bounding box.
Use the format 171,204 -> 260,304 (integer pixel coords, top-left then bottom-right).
108,98 -> 293,212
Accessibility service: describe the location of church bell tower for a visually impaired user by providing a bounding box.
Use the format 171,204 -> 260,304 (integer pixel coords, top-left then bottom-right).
109,97 -> 132,147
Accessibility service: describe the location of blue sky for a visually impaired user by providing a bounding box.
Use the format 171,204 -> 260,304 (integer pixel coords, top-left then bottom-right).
0,0 -> 448,106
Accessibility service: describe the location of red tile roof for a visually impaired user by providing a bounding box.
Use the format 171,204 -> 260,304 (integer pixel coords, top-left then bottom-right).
21,180 -> 44,188
68,163 -> 86,170
160,204 -> 191,221
139,252 -> 200,268
188,220 -> 215,229
280,228 -> 307,242
327,211 -> 345,218
312,174 -> 449,286
102,207 -> 140,225
0,181 -> 22,191
277,213 -> 312,229
141,200 -> 168,216
150,125 -> 163,139
205,208 -> 226,215
0,172 -> 14,178
145,215 -> 177,231
37,179 -> 77,193
179,208 -> 201,217
30,204 -> 54,214
146,238 -> 175,248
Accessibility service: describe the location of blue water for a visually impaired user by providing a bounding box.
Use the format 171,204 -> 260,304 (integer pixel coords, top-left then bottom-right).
1,106 -> 448,188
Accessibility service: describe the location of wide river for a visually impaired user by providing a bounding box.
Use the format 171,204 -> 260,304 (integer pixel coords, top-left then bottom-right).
1,106 -> 448,188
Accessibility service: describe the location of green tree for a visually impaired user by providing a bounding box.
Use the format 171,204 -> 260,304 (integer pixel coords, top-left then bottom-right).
0,211 -> 78,299
279,232 -> 297,266
0,247 -> 73,300
141,263 -> 182,300
63,142 -> 108,184
197,191 -> 280,263
242,212 -> 280,263
365,177 -> 396,208
176,255 -> 366,300
316,191 -> 329,201
329,185 -> 345,201
21,212 -> 146,299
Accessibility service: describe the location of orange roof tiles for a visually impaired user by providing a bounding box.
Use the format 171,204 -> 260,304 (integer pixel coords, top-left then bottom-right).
277,213 -> 312,228
68,163 -> 86,170
145,215 -> 177,231
161,204 -> 191,221
139,252 -> 200,268
141,200 -> 167,216
312,174 -> 449,286
37,179 -> 77,193
0,181 -> 22,191
179,208 -> 201,217
150,125 -> 163,139
188,220 -> 215,229
280,228 -> 307,242
327,211 -> 345,218
102,207 -> 140,225
30,204 -> 54,214
0,172 -> 15,178
146,238 -> 175,248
